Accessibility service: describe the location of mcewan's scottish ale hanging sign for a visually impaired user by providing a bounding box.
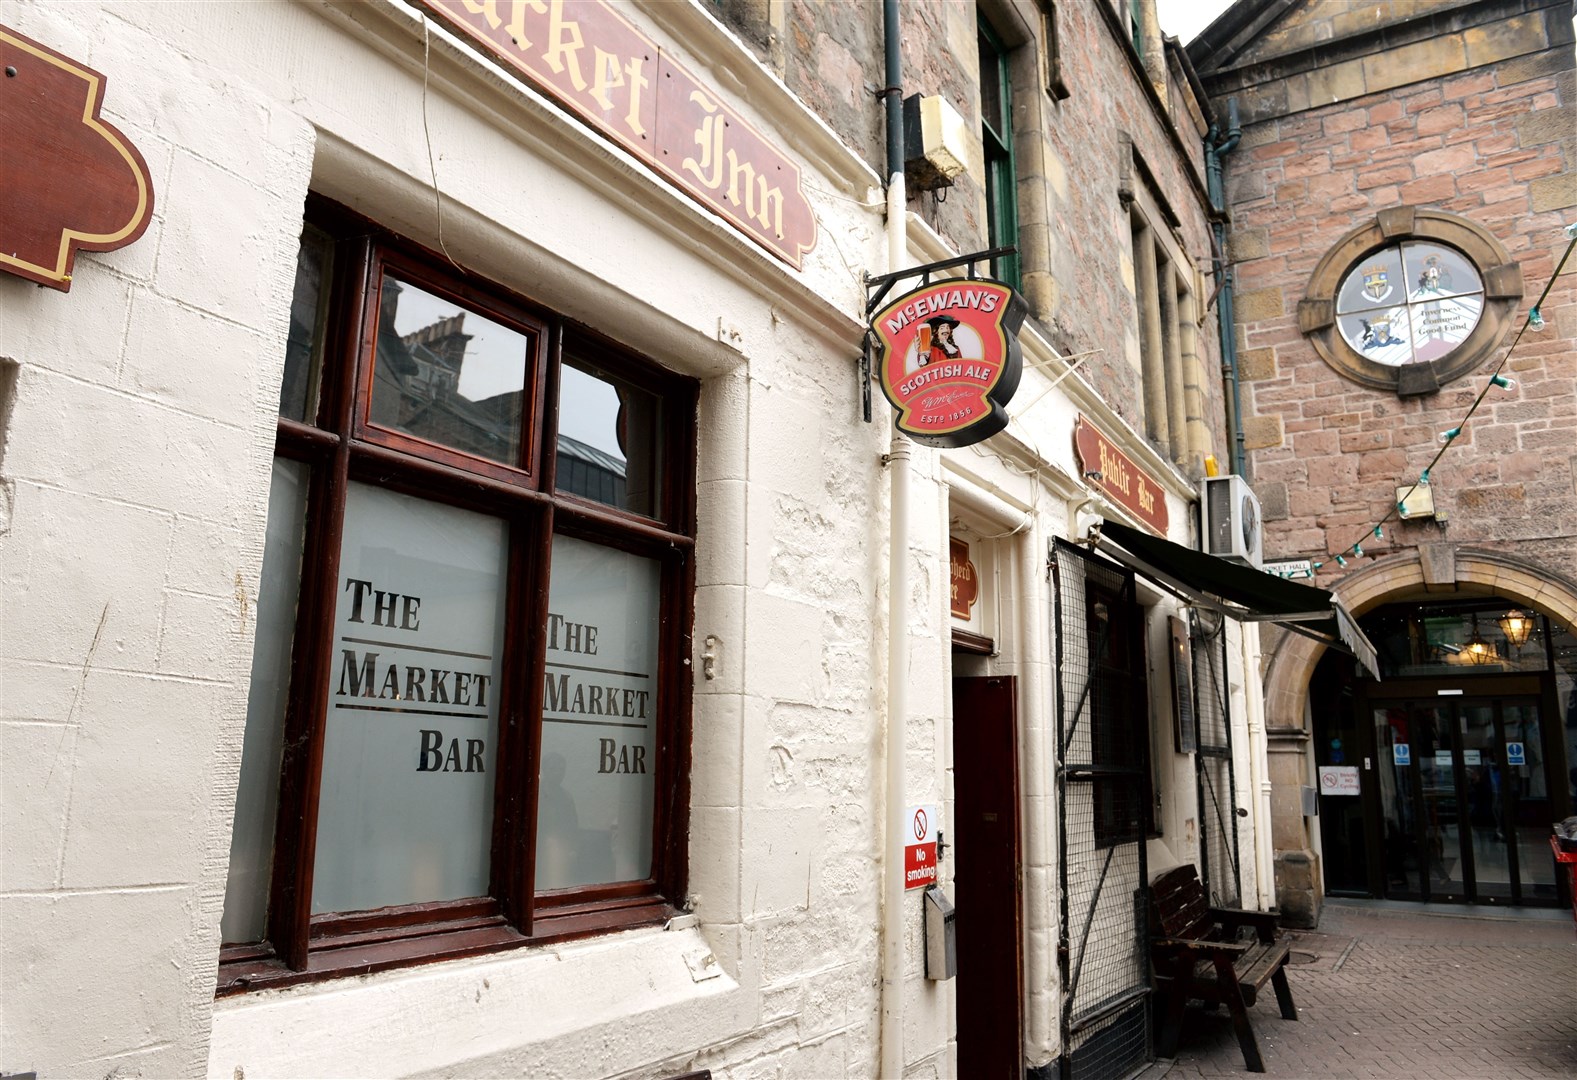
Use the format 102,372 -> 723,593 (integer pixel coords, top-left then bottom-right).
872,277 -> 1026,447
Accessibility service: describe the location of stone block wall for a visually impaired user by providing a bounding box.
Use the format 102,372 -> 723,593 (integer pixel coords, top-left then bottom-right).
1215,1 -> 1577,579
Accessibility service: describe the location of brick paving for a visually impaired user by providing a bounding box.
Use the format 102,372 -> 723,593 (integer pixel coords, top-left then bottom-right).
1158,899 -> 1577,1079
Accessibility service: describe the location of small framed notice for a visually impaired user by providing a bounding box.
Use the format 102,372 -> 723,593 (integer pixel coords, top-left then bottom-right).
1317,766 -> 1360,796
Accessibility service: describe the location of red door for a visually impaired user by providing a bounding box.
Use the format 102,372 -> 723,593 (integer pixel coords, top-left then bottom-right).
952,675 -> 1024,1078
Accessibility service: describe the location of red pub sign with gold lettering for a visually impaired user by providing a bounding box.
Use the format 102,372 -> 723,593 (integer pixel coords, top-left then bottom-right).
422,0 -> 817,268
873,279 -> 1026,448
949,537 -> 979,620
1073,416 -> 1169,534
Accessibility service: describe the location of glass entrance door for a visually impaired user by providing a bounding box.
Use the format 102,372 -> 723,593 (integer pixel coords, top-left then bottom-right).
1503,702 -> 1558,903
1372,697 -> 1550,904
1459,702 -> 1509,900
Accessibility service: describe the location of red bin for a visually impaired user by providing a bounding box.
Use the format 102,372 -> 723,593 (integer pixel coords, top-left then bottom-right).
1552,836 -> 1577,934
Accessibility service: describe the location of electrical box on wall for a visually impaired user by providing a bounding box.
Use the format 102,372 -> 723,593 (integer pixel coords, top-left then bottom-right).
1201,475 -> 1264,568
1397,482 -> 1437,520
903,93 -> 970,193
923,886 -> 957,980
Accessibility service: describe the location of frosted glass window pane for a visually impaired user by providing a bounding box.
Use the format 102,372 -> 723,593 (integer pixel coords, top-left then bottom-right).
369,275 -> 531,467
1335,242 -> 1485,367
1403,242 -> 1482,301
311,484 -> 506,914
1336,246 -> 1405,314
222,459 -> 310,942
537,537 -> 660,890
1408,292 -> 1483,363
1337,306 -> 1412,367
556,360 -> 662,517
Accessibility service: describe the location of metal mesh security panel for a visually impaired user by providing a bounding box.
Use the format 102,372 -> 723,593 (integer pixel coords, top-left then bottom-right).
1053,541 -> 1149,1080
1198,754 -> 1238,907
1065,996 -> 1150,1080
1193,614 -> 1230,752
1192,612 -> 1241,908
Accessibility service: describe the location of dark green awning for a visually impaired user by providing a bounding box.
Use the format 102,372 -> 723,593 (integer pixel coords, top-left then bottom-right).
1095,520 -> 1379,679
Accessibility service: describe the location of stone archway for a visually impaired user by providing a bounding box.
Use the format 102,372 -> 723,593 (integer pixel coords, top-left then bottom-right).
1259,545 -> 1577,925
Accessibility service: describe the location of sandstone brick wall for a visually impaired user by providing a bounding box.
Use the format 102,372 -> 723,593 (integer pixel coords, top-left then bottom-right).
1026,0 -> 1223,450
1221,11 -> 1577,577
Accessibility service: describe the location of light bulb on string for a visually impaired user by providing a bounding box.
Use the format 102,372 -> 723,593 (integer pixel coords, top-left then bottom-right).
1374,525 -> 1383,539
1336,554 -> 1348,568
1491,374 -> 1516,390
1353,543 -> 1364,558
1439,427 -> 1461,443
1528,307 -> 1545,330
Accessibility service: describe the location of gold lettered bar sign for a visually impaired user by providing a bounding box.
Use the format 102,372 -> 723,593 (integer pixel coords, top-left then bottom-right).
423,0 -> 818,268
949,537 -> 978,620
1073,415 -> 1169,535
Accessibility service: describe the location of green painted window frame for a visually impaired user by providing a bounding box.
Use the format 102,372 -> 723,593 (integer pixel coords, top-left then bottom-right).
978,16 -> 1021,292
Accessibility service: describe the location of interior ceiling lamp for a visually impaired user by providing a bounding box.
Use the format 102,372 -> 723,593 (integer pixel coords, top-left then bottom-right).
1497,608 -> 1533,649
1462,614 -> 1500,666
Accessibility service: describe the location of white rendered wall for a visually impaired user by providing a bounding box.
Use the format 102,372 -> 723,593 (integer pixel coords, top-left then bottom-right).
0,3 -> 1267,1078
0,1 -> 906,1077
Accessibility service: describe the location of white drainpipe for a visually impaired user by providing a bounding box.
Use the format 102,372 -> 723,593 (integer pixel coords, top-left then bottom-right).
879,162 -> 910,1080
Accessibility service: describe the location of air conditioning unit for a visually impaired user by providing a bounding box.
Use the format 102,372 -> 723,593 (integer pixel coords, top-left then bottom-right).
1202,475 -> 1263,569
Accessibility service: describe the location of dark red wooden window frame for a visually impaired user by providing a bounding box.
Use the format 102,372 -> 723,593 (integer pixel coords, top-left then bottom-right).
217,196 -> 697,995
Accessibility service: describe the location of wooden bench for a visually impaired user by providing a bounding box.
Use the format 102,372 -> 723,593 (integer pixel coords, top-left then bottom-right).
1149,864 -> 1298,1072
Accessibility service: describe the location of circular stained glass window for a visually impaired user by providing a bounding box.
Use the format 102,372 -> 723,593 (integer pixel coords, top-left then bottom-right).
1300,208 -> 1522,395
1334,242 -> 1484,368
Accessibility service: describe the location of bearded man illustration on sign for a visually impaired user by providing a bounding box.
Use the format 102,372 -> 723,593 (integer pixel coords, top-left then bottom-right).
922,314 -> 963,366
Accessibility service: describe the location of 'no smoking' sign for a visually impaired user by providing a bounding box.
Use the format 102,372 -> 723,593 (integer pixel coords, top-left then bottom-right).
905,804 -> 940,890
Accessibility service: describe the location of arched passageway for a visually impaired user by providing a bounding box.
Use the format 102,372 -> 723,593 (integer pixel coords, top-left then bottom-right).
1260,547 -> 1577,924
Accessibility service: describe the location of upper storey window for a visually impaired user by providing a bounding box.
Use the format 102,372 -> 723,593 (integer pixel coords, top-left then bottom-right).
1299,207 -> 1522,396
1333,242 -> 1485,369
978,14 -> 1021,291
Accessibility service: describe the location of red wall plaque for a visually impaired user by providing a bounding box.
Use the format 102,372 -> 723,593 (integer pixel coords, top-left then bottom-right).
1,25 -> 155,292
949,537 -> 978,620
421,0 -> 817,269
1073,416 -> 1170,534
873,279 -> 1026,448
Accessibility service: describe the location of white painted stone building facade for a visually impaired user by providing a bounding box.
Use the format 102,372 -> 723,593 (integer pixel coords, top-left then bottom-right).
1,2 -> 1281,1077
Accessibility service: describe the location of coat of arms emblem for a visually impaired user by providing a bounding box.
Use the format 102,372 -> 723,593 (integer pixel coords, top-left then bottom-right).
1362,265 -> 1391,302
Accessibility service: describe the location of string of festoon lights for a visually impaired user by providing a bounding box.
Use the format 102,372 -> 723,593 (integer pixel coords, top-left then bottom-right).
1308,223 -> 1577,575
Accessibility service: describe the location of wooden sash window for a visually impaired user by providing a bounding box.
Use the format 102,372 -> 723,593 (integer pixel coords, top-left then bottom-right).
217,197 -> 697,993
